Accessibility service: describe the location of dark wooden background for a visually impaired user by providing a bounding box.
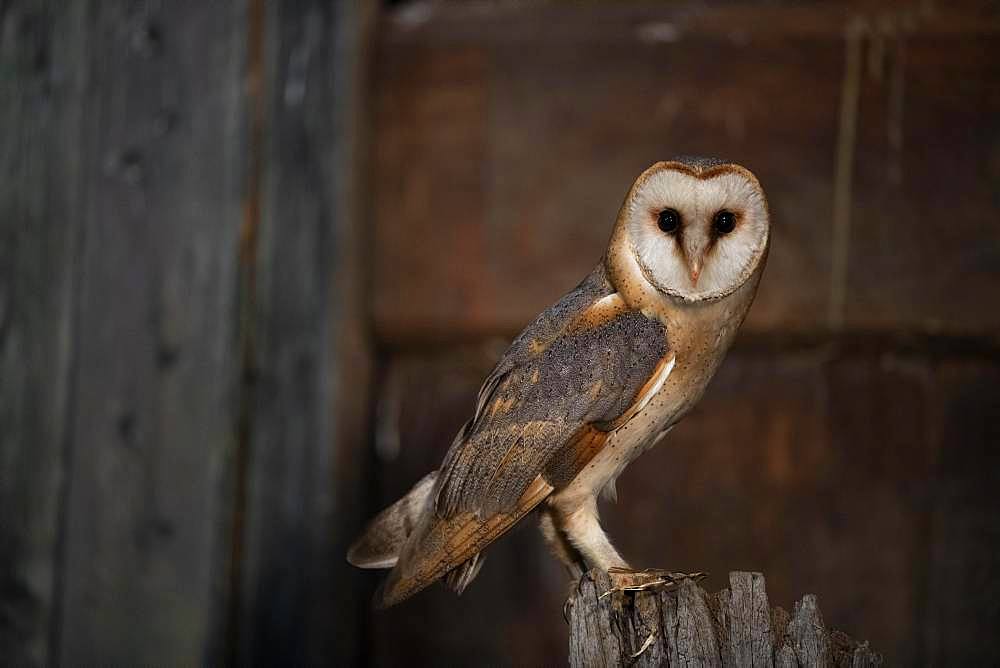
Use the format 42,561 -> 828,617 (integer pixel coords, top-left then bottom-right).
2,0 -> 999,666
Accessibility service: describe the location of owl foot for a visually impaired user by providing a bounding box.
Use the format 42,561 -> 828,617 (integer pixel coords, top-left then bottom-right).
600,568 -> 707,599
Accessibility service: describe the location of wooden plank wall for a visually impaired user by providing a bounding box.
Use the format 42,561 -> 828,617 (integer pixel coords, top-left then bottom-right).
0,1 -> 373,665
0,2 -> 88,664
56,3 -> 248,663
366,2 -> 1000,666
239,1 -> 375,665
3,1 -> 998,666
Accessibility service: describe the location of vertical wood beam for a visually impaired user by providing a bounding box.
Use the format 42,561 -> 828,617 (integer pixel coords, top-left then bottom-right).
238,0 -> 375,664
0,2 -> 88,665
55,1 -> 247,663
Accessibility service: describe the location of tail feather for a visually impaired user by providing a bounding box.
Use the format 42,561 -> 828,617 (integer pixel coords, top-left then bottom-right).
375,474 -> 554,608
444,552 -> 486,595
347,472 -> 438,569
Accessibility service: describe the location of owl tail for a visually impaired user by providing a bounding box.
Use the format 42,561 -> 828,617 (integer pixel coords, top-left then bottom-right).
346,471 -> 438,569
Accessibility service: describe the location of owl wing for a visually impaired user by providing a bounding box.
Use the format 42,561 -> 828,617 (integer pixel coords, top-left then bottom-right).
376,268 -> 673,607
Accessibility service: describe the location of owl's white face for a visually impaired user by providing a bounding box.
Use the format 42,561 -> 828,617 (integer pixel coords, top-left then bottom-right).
624,163 -> 770,303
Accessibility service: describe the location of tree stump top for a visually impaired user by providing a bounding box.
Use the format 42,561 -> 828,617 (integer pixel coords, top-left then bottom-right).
568,570 -> 882,667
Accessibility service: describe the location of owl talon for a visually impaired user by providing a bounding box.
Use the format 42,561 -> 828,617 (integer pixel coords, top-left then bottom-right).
600,568 -> 708,598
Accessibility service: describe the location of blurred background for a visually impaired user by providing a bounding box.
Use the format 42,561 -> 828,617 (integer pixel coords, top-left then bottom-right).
2,0 -> 999,665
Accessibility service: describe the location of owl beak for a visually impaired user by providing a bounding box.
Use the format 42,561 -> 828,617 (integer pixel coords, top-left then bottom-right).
682,236 -> 707,286
688,260 -> 702,285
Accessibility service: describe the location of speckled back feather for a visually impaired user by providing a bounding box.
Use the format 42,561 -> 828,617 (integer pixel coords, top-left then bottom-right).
433,264 -> 667,518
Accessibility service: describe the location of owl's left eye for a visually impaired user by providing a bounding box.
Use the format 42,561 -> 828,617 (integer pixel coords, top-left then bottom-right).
713,210 -> 737,235
657,209 -> 681,234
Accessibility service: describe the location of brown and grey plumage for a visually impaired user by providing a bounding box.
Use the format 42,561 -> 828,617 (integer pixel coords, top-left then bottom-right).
348,158 -> 770,608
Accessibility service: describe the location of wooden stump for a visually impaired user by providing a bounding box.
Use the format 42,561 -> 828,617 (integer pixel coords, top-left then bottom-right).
567,570 -> 882,667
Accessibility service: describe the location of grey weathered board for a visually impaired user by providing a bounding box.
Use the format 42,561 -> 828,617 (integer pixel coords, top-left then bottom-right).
568,571 -> 882,667
0,0 -> 373,665
54,1 -> 247,664
0,2 -> 89,665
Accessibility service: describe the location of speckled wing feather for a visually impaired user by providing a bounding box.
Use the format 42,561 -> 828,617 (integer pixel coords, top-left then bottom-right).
376,265 -> 670,607
435,276 -> 668,517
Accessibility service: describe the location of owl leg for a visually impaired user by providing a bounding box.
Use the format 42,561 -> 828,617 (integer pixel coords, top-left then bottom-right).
539,507 -> 586,579
556,496 -> 630,572
541,502 -> 613,623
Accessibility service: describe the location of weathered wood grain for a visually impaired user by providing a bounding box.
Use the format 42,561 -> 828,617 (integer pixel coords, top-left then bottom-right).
238,0 -> 375,665
0,2 -> 87,665
55,1 -> 247,663
569,570 -> 881,667
3,0 -> 378,663
780,595 -> 832,667
719,572 -> 775,667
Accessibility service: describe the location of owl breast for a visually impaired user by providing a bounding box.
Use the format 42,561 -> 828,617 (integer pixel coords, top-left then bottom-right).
548,298 -> 747,512
548,368 -> 695,512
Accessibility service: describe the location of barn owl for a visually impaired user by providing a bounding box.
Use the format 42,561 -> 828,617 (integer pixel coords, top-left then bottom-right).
349,157 -> 770,607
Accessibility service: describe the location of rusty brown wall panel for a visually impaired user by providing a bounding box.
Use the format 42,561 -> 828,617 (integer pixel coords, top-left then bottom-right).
0,2 -> 87,665
55,2 -> 247,663
372,4 -> 1000,343
608,353 -> 932,665
844,31 -> 1000,334
372,39 -> 839,340
366,345 -> 1000,665
365,3 -> 1000,665
921,360 -> 1000,664
373,46 -> 491,340
379,3 -> 1000,46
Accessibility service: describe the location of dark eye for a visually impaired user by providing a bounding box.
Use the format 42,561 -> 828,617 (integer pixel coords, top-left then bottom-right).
713,210 -> 737,235
657,208 -> 680,234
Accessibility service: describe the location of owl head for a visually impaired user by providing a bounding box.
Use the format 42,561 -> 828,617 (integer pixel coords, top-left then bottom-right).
608,158 -> 770,304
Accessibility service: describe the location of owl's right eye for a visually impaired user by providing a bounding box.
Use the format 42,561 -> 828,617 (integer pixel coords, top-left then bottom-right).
657,209 -> 681,234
